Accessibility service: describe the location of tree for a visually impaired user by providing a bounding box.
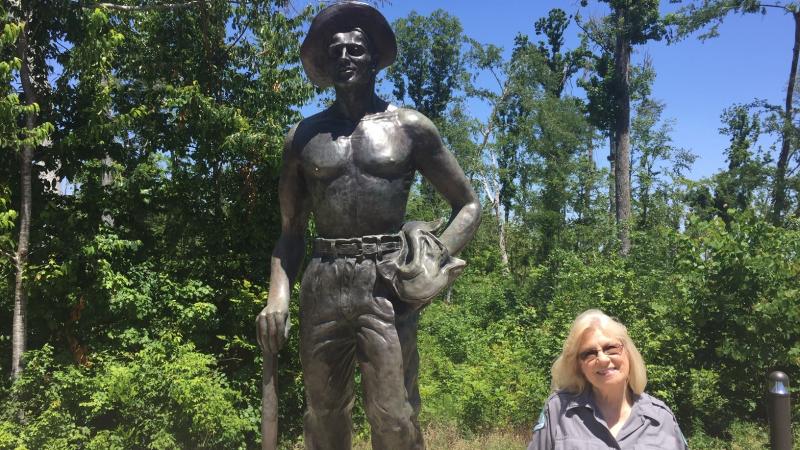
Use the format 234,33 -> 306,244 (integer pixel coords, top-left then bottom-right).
508,9 -> 592,262
387,9 -> 467,121
630,97 -> 695,229
463,41 -> 514,269
582,0 -> 664,255
387,9 -> 470,221
530,8 -> 590,99
579,16 -> 656,239
5,0 -> 56,379
667,0 -> 800,224
699,104 -> 770,222
1,0 -> 314,443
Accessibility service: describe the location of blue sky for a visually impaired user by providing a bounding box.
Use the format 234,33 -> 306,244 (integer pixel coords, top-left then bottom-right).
351,0 -> 793,181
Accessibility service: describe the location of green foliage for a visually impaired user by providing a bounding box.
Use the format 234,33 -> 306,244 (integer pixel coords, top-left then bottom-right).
696,104 -> 772,221
0,185 -> 14,260
584,0 -> 665,45
418,209 -> 800,441
666,0 -> 770,42
527,9 -> 591,98
417,272 -> 550,431
580,52 -> 655,138
0,16 -> 24,150
387,9 -> 467,121
1,1 -> 312,447
1,342 -> 252,449
389,9 -> 472,221
0,10 -> 53,152
1,2 -> 798,448
631,97 -> 696,228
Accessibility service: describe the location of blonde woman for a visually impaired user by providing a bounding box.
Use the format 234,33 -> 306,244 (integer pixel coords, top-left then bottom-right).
527,310 -> 688,449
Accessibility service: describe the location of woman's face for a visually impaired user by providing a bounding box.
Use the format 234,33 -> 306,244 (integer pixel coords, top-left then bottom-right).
577,328 -> 629,394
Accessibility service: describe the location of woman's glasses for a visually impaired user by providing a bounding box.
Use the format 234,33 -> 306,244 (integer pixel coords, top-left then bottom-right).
578,343 -> 624,364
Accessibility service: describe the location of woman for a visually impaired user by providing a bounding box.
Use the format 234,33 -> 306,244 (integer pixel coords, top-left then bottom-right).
527,309 -> 688,449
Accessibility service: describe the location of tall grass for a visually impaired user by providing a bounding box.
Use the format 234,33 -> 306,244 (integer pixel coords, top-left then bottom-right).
288,419 -> 798,449
353,422 -> 529,450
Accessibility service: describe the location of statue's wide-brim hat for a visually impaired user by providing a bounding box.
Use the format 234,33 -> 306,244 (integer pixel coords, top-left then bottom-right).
300,1 -> 397,88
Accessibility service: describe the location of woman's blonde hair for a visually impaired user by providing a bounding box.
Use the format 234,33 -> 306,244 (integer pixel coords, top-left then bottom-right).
550,309 -> 647,395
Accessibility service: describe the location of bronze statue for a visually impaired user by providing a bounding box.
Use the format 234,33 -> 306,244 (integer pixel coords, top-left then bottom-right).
256,3 -> 481,449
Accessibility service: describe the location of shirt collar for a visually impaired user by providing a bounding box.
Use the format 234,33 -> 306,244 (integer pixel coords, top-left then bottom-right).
565,389 -> 655,421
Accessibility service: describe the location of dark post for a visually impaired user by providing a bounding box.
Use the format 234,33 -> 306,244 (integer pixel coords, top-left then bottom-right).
767,371 -> 792,450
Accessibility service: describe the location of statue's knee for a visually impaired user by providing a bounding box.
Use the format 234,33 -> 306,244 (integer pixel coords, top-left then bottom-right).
306,397 -> 353,422
364,404 -> 412,435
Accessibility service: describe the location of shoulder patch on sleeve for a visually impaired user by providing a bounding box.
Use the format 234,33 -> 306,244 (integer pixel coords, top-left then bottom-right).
533,406 -> 547,432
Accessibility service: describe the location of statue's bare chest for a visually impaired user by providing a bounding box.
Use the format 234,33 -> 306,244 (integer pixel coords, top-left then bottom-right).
298,117 -> 414,182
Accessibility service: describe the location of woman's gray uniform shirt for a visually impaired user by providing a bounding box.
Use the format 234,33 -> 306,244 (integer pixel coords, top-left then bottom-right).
526,391 -> 688,450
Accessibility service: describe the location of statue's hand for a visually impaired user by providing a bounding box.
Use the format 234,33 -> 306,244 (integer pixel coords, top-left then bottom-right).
256,301 -> 290,355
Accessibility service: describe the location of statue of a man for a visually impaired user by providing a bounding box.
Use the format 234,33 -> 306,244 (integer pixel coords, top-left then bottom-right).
256,3 -> 480,449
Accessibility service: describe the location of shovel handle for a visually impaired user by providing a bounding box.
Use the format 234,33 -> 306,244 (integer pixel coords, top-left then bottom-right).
261,351 -> 278,450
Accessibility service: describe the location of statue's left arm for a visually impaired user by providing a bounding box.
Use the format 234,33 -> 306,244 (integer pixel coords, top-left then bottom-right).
407,111 -> 481,255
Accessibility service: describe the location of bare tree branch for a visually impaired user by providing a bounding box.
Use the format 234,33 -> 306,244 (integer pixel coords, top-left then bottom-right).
226,14 -> 252,49
574,16 -> 614,54
81,1 -> 205,12
760,3 -> 791,11
479,174 -> 497,208
488,67 -> 504,91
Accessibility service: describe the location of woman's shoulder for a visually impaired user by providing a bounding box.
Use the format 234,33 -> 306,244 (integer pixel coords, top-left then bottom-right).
546,389 -> 577,403
637,392 -> 689,448
636,392 -> 680,423
544,390 -> 587,413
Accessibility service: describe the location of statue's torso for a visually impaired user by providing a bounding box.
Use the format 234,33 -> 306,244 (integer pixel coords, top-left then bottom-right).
293,109 -> 416,238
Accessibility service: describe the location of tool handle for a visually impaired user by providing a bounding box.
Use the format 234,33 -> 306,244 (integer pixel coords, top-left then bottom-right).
261,351 -> 278,450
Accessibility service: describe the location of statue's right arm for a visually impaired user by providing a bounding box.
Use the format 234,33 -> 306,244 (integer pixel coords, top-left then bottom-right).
257,125 -> 310,354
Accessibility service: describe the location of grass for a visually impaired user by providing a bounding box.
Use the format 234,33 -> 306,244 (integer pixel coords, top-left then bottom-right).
688,420 -> 800,450
352,422 -> 529,450
287,420 -> 800,450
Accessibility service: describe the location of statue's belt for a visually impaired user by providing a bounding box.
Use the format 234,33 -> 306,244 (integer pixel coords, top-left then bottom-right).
312,233 -> 403,259
313,223 -> 466,306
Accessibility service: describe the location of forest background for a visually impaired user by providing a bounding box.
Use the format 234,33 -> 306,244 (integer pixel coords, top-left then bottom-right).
1,0 -> 799,448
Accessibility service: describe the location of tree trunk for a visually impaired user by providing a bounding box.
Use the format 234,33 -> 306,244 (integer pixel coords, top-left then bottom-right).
640,173 -> 649,228
101,155 -> 114,226
608,133 -> 616,221
12,13 -> 36,380
772,11 -> 800,225
478,171 -> 509,271
497,215 -> 509,269
579,142 -> 594,223
613,23 -> 632,256
494,193 -> 510,271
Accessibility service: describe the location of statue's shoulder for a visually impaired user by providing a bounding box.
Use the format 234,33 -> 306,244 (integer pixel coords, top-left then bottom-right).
286,109 -> 335,153
295,109 -> 332,133
392,107 -> 435,127
390,108 -> 439,140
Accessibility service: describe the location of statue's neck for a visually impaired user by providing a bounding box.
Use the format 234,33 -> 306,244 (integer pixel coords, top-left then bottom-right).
333,80 -> 380,122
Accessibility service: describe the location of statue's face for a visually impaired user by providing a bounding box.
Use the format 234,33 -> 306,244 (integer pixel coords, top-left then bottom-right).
326,29 -> 374,87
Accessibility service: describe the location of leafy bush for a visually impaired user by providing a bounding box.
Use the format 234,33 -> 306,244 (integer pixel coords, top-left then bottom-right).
0,341 -> 253,449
